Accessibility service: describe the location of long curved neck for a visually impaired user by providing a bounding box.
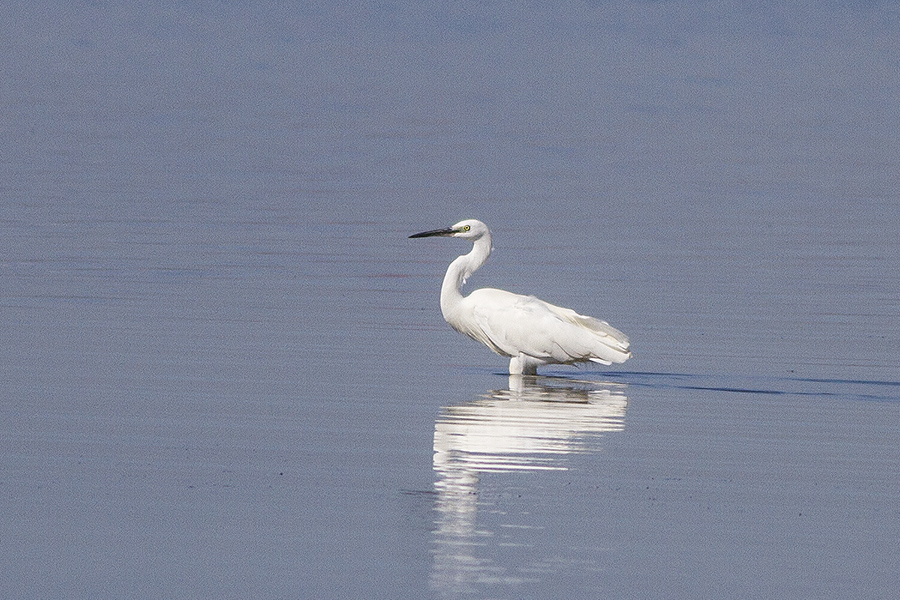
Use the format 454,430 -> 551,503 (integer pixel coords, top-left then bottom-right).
439,232 -> 492,319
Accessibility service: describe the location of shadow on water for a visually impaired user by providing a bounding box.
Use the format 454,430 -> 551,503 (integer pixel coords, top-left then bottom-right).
430,375 -> 627,595
602,371 -> 900,404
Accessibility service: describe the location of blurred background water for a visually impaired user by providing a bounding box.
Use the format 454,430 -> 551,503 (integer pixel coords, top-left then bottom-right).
1,1 -> 899,599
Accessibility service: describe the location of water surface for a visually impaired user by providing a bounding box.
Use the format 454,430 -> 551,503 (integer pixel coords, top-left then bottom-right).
1,2 -> 898,599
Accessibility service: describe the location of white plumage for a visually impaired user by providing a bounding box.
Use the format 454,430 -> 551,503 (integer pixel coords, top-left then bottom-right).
411,219 -> 631,375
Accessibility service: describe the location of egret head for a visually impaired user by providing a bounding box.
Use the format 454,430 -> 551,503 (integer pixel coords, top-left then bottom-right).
409,219 -> 488,240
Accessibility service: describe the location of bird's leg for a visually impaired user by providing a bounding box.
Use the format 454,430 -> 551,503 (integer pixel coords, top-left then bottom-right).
509,354 -> 539,376
509,356 -> 523,375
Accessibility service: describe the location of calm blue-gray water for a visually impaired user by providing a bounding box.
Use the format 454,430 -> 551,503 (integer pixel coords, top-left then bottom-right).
1,2 -> 899,598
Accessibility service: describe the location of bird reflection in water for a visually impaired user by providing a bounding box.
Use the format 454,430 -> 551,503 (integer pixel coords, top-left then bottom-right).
431,375 -> 628,594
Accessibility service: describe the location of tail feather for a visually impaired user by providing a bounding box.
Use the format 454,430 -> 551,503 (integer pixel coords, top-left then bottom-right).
588,356 -> 613,366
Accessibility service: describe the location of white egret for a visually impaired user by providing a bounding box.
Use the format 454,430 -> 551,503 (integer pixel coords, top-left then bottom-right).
410,219 -> 632,375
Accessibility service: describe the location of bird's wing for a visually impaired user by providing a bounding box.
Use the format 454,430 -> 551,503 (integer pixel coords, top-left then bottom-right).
466,291 -> 588,361
467,289 -> 630,364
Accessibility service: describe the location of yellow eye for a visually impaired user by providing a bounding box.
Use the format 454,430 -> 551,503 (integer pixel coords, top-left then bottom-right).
464,225 -> 470,231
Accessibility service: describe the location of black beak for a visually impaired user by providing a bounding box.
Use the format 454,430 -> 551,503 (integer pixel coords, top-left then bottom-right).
409,227 -> 456,239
